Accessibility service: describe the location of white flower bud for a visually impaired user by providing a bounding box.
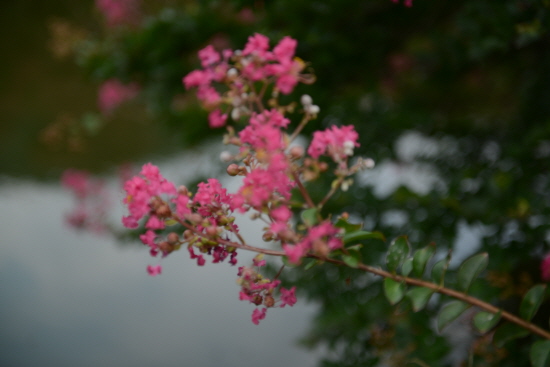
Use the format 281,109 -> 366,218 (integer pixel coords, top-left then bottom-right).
301,94 -> 313,106
227,68 -> 238,78
343,140 -> 355,156
307,105 -> 320,115
220,151 -> 233,162
231,108 -> 241,120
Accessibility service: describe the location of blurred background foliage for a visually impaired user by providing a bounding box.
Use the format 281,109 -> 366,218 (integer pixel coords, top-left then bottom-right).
7,0 -> 550,365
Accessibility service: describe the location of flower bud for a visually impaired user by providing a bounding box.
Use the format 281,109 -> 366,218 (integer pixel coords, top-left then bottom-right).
156,204 -> 171,218
289,146 -> 304,160
301,94 -> 313,106
183,229 -> 194,240
178,185 -> 189,196
167,232 -> 180,245
220,151 -> 233,162
307,104 -> 320,115
262,231 -> 274,242
263,295 -> 275,307
158,241 -> 174,253
227,163 -> 241,176
253,295 -> 263,306
227,68 -> 238,78
184,213 -> 203,224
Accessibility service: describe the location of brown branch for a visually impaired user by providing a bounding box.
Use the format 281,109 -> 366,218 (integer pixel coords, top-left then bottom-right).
292,170 -> 316,209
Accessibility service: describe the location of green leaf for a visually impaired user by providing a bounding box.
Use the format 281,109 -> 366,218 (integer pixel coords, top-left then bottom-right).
301,208 -> 319,227
407,287 -> 434,312
346,244 -> 363,251
530,340 -> 550,367
412,243 -> 436,278
384,278 -> 406,305
520,284 -> 546,321
334,217 -> 362,233
343,230 -> 385,245
386,235 -> 411,273
457,252 -> 488,292
473,311 -> 501,333
303,258 -> 320,270
493,323 -> 529,347
342,250 -> 361,268
431,250 -> 452,285
401,258 -> 413,277
437,301 -> 470,332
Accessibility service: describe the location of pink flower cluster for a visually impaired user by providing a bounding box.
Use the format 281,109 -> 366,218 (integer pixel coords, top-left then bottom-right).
119,34 -> 372,323
61,169 -> 109,233
183,33 -> 310,128
283,221 -> 343,264
238,255 -> 297,325
97,79 -> 140,115
95,0 -> 141,28
122,163 -> 241,274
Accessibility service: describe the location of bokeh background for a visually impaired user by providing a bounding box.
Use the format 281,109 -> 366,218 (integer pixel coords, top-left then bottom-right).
2,0 -> 550,366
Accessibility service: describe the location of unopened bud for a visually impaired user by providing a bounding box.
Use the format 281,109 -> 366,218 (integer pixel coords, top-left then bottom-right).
158,241 -> 174,253
183,229 -> 194,240
289,146 -> 304,160
307,104 -> 320,115
319,162 -> 329,172
262,231 -> 274,242
227,163 -> 241,176
167,232 -> 180,245
301,94 -> 312,106
220,151 -> 233,162
206,226 -> 218,237
227,68 -> 238,78
178,185 -> 189,196
184,213 -> 203,224
156,204 -> 171,218
253,295 -> 263,306
264,295 -> 275,307
312,239 -> 329,258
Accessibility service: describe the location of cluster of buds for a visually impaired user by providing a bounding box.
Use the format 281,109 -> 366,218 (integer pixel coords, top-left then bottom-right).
121,33 -> 376,324
238,255 -> 297,324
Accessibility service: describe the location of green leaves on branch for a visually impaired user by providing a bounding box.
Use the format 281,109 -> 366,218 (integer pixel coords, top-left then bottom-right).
520,285 -> 547,321
342,230 -> 385,245
530,340 -> 550,367
384,278 -> 406,305
386,235 -> 410,273
457,253 -> 488,292
412,243 -> 436,278
437,301 -> 470,332
473,311 -> 501,333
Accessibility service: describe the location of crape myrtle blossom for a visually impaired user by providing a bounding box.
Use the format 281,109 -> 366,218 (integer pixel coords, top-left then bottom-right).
118,34 -> 375,324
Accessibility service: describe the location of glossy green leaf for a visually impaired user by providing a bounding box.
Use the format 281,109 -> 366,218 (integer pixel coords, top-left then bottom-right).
437,301 -> 469,332
412,243 -> 436,278
401,258 -> 413,277
384,278 -> 406,305
334,217 -> 362,233
407,287 -> 434,312
386,235 -> 410,273
473,311 -> 501,333
301,208 -> 319,227
431,251 -> 452,285
520,284 -> 546,321
530,340 -> 550,367
342,250 -> 361,268
493,323 -> 530,347
343,230 -> 385,245
457,252 -> 488,292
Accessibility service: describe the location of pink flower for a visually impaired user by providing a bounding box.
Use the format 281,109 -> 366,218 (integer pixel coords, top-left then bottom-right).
283,243 -> 308,264
208,110 -> 228,128
97,79 -> 139,115
271,205 -> 291,223
198,45 -> 221,67
146,265 -> 162,276
280,286 -> 297,307
307,125 -> 360,160
242,33 -> 271,58
61,169 -> 90,198
392,0 -> 413,7
173,194 -> 191,218
183,70 -> 211,89
541,254 -> 550,281
145,215 -> 165,230
251,307 -> 267,325
273,37 -> 297,63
